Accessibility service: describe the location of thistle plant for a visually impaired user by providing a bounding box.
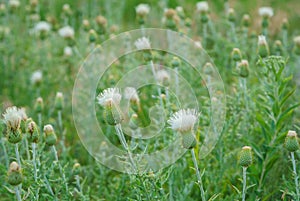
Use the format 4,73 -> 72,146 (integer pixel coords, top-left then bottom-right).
285,131 -> 299,201
238,146 -> 253,201
168,109 -> 206,201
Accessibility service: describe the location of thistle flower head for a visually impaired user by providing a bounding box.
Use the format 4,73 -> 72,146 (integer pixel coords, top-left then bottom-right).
58,26 -> 74,39
8,0 -> 20,8
124,87 -> 139,102
294,36 -> 300,46
18,108 -> 28,121
31,70 -> 42,85
194,41 -> 202,49
135,4 -> 150,17
156,69 -> 171,86
258,7 -> 273,18
134,37 -> 151,50
3,106 -> 21,131
64,46 -> 72,57
196,1 -> 209,13
97,88 -> 122,107
168,109 -> 199,133
44,124 -> 54,134
34,21 -> 51,33
258,35 -> 267,45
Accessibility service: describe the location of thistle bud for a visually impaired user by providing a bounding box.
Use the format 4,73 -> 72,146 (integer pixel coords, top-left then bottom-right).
7,162 -> 22,186
54,92 -> 64,110
171,57 -> 181,68
72,162 -> 81,175
274,40 -> 283,55
231,48 -> 242,62
182,131 -> 197,149
129,114 -> 139,130
82,19 -> 90,31
257,35 -> 269,58
34,97 -> 44,113
281,18 -> 289,30
293,36 -> 300,55
26,119 -> 39,143
3,106 -> 22,144
227,8 -> 235,23
156,70 -> 170,87
95,15 -> 107,35
203,62 -> 213,75
103,100 -> 123,126
89,29 -> 97,43
239,146 -> 253,167
242,14 -> 251,28
238,60 -> 249,78
44,124 -> 57,146
285,131 -> 299,152
62,4 -> 72,16
185,18 -> 192,28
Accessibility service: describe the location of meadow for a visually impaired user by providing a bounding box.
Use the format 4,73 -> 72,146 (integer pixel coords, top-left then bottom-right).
0,0 -> 300,200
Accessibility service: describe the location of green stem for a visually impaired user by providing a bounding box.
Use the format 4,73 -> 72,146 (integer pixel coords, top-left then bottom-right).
291,152 -> 300,201
191,149 -> 206,201
32,143 -> 37,182
1,138 -> 9,168
242,167 -> 247,201
15,185 -> 21,201
15,143 -> 21,168
52,146 -> 69,193
115,124 -> 137,173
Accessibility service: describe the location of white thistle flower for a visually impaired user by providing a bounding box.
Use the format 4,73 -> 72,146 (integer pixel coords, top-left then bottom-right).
8,0 -> 20,8
135,4 -> 150,16
168,109 -> 199,133
18,108 -> 28,121
44,124 -> 54,133
294,36 -> 300,45
124,87 -> 139,102
156,69 -> 170,85
258,7 -> 273,18
176,6 -> 183,13
287,130 -> 297,137
58,26 -> 74,39
134,37 -> 151,50
258,35 -> 267,45
196,1 -> 209,13
31,70 -> 42,85
34,21 -> 51,33
97,88 -> 122,107
194,41 -> 202,49
64,46 -> 73,57
3,106 -> 21,130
